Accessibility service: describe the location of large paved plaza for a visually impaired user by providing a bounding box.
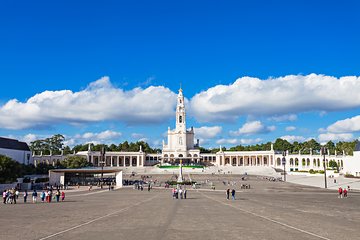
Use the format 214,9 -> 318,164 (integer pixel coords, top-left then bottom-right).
1,175 -> 360,240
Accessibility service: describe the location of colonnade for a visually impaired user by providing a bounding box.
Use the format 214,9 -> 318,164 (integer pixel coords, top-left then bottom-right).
89,154 -> 144,167
218,154 -> 274,167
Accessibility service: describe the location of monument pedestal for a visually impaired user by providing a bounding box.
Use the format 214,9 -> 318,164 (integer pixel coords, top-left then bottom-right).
177,160 -> 184,183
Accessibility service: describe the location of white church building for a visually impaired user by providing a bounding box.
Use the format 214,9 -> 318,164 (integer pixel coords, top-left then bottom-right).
33,88 -> 360,177
0,137 -> 33,165
162,87 -> 200,164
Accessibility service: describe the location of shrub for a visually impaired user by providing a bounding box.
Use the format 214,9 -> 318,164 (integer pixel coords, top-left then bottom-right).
22,177 -> 31,183
345,173 -> 355,178
35,177 -> 49,183
166,180 -> 196,185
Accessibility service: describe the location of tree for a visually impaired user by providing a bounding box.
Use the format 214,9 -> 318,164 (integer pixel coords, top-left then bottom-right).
304,139 -> 321,152
0,155 -> 23,183
273,138 -> 292,152
109,144 -> 118,152
62,156 -> 92,169
199,147 -> 211,153
328,160 -> 338,170
35,162 -> 54,174
325,141 -> 336,155
30,134 -> 66,155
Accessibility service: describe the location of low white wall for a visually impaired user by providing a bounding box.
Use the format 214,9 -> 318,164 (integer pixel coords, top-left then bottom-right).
343,152 -> 360,176
49,172 -> 64,186
116,171 -> 123,188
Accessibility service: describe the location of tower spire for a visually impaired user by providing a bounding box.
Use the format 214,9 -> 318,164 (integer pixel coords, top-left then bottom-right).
176,86 -> 186,132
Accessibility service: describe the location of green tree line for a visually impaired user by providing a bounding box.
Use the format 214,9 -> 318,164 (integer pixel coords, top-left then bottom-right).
201,138 -> 358,155
0,155 -> 91,183
29,134 -> 161,155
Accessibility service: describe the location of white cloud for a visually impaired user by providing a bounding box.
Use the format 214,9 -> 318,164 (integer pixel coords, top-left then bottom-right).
22,134 -> 38,143
230,121 -> 275,136
76,130 -> 122,140
131,133 -> 145,139
269,114 -> 297,122
63,138 -> 76,147
280,135 -> 305,143
285,126 -> 296,131
326,115 -> 360,133
216,138 -> 238,145
318,133 -> 354,142
194,126 -> 222,139
64,130 -> 122,147
138,138 -> 148,142
1,133 -> 49,144
0,76 -> 177,130
190,74 -> 360,122
216,138 -> 262,145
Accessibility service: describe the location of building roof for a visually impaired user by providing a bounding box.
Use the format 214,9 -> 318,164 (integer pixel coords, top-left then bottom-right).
0,137 -> 30,151
355,141 -> 360,152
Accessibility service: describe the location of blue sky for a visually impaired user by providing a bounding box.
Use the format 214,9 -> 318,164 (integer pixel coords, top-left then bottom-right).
1,1 -> 360,148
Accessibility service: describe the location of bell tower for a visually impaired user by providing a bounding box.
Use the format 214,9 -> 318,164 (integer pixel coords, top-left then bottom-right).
176,87 -> 186,133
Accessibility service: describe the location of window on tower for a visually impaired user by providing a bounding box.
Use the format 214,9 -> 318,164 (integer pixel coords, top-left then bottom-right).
179,116 -> 182,123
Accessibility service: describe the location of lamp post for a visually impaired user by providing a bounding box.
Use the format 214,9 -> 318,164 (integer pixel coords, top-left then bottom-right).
321,147 -> 327,189
282,151 -> 286,182
100,146 -> 106,188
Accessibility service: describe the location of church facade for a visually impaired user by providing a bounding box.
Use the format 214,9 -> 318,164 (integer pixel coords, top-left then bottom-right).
162,88 -> 200,164
32,88 -> 360,177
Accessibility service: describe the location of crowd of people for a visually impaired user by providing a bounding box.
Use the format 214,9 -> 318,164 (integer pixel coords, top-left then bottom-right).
172,187 -> 187,199
2,188 -> 65,204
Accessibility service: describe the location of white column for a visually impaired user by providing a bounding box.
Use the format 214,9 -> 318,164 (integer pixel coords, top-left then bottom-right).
137,155 -> 140,167
117,156 -> 120,167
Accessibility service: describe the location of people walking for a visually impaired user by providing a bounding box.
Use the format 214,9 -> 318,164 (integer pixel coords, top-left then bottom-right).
2,190 -> 6,204
23,190 -> 28,203
184,189 -> 187,199
343,188 -> 348,198
179,188 -> 183,199
12,189 -> 17,204
338,187 -> 343,198
226,189 -> 230,200
231,189 -> 236,200
32,190 -> 37,203
55,190 -> 60,202
15,189 -> 19,200
48,190 -> 52,203
40,190 -> 45,202
45,190 -> 49,202
61,191 -> 65,201
172,188 -> 176,199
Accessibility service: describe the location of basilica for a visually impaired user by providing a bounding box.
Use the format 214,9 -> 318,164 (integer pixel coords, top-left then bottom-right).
33,88 -> 360,177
